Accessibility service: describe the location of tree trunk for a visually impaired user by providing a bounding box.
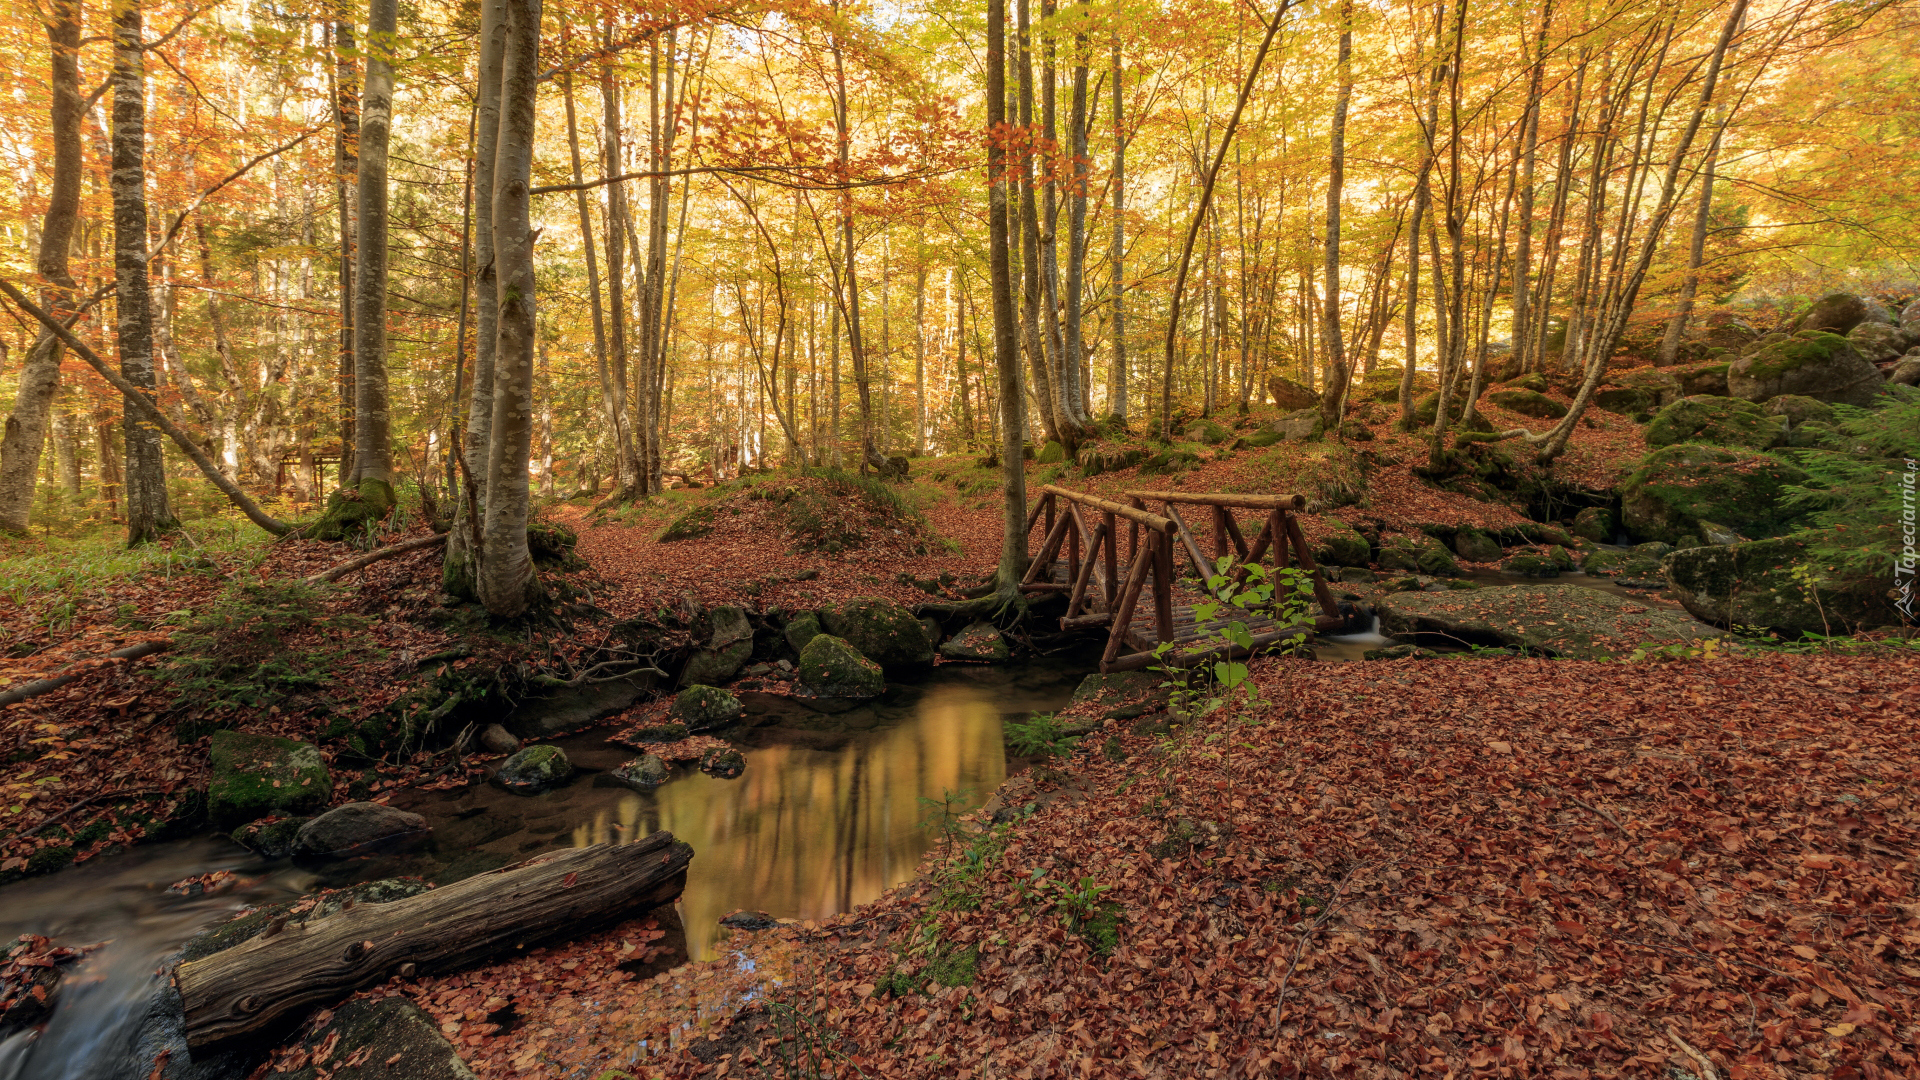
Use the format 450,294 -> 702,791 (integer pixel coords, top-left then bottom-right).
333,5 -> 358,483
830,10 -> 874,463
1657,117 -> 1722,366
112,0 -> 174,546
1015,0 -> 1060,449
563,69 -> 625,488
1108,30 -> 1126,421
0,0 -> 83,534
600,34 -> 640,494
178,836 -> 691,1052
988,0 -> 1029,585
477,0 -> 545,618
350,0 -> 397,501
1319,2 -> 1353,427
1509,0 -> 1552,375
446,0 -> 507,599
913,255 -> 927,456
1399,15 -> 1440,426
1062,1 -> 1091,436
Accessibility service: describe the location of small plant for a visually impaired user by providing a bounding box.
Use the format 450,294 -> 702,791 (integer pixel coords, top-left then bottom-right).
1002,712 -> 1079,757
1043,874 -> 1124,955
1152,557 -> 1316,719
1624,637 -> 1724,664
915,786 -> 976,867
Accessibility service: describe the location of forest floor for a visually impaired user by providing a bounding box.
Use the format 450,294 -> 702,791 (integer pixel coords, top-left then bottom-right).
2,386 -> 1915,1078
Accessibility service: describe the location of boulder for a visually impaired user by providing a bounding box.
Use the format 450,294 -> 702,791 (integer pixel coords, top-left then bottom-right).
1314,523 -> 1372,567
613,754 -> 671,790
232,816 -> 308,858
260,995 -> 476,1080
1699,317 -> 1759,352
1233,430 -> 1282,450
1378,583 -> 1718,658
1486,388 -> 1566,419
1849,321 -> 1908,364
1764,394 -> 1835,429
1571,507 -> 1614,543
670,684 -> 742,730
1888,353 -> 1920,388
1274,408 -> 1325,441
477,724 -> 519,755
1501,373 -> 1549,394
1663,534 -> 1893,635
719,910 -> 781,931
1593,386 -> 1656,417
819,597 -> 934,668
207,731 -> 332,828
1140,448 -> 1200,475
1499,545 -> 1573,577
626,718 -> 689,741
1795,292 -> 1885,334
1728,331 -> 1883,407
1609,368 -> 1683,408
939,621 -> 1010,662
680,605 -> 754,687
1618,444 -> 1809,546
293,802 -> 428,857
1452,529 -> 1503,563
1378,533 -> 1460,577
1580,548 -> 1661,578
1339,419 -> 1375,441
1902,299 -> 1920,333
1266,375 -> 1317,410
497,744 -> 571,794
1185,419 -> 1234,445
783,611 -> 823,655
1698,521 -> 1746,546
1633,541 -> 1675,559
698,747 -> 747,778
1643,395 -> 1784,450
1670,361 -> 1731,397
798,634 -> 885,698
1037,440 -> 1068,464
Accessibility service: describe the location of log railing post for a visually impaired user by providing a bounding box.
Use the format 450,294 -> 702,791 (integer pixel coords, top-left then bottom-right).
1280,510 -> 1341,620
1211,504 -> 1229,560
1153,532 -> 1175,646
1067,521 -> 1107,618
1102,535 -> 1158,670
1102,511 -> 1118,610
1022,507 -> 1074,586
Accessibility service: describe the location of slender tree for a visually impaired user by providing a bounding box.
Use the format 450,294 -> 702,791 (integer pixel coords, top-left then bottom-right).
1319,0 -> 1353,427
989,0 -> 1029,589
350,0 -> 398,504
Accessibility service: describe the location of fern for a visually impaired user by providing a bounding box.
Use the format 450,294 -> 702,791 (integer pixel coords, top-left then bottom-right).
1779,385 -> 1920,588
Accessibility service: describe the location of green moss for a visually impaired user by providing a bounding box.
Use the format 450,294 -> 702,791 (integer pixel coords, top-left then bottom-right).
1486,388 -> 1567,419
26,844 -> 74,874
671,684 -> 741,728
926,944 -> 979,987
527,520 -> 585,570
657,502 -> 719,542
1742,331 -> 1852,381
302,479 -> 396,543
1036,440 -> 1068,464
1618,444 -> 1810,545
630,720 -> 690,741
1644,395 -> 1781,451
819,597 -> 933,668
1314,522 -> 1372,567
1379,534 -> 1459,576
798,634 -> 884,698
207,730 -> 332,827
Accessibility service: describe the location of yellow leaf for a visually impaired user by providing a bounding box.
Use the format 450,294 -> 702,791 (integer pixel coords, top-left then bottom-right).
1791,945 -> 1818,960
1824,1023 -> 1855,1037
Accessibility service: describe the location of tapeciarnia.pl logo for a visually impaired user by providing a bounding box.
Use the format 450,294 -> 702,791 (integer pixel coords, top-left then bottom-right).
1898,458 -> 1917,621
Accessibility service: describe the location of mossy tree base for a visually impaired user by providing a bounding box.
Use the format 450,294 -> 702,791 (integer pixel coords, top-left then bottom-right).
306,477 -> 397,543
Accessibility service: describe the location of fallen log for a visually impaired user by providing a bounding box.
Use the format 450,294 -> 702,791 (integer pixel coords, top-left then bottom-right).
304,531 -> 449,584
177,834 -> 692,1051
0,639 -> 173,709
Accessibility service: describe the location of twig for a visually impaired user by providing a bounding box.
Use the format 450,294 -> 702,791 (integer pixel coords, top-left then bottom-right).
1270,860 -> 1373,1030
1665,1025 -> 1721,1080
1569,796 -> 1631,835
0,640 -> 173,709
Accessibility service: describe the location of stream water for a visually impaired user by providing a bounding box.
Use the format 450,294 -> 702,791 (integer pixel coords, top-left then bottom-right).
0,648 -> 1097,1080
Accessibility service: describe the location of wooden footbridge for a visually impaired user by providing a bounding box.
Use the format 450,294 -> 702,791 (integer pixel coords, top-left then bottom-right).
1019,485 -> 1347,673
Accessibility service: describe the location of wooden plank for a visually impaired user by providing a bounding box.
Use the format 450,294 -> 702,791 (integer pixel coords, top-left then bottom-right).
1021,508 -> 1074,586
1123,491 -> 1307,511
1220,511 -> 1251,561
1153,533 -> 1175,645
1040,484 -> 1174,533
1101,540 -> 1158,669
1066,522 -> 1108,617
1023,490 -> 1053,536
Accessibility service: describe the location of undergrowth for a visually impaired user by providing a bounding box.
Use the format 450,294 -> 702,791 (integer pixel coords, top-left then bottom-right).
155,581 -> 371,712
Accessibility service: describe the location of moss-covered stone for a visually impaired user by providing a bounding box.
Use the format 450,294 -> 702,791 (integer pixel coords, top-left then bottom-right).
798,634 -> 885,698
1452,529 -> 1502,563
1611,368 -> 1684,407
1037,439 -> 1068,464
1274,408 -> 1325,441
1728,331 -> 1883,407
1593,386 -> 1656,418
1184,419 -> 1234,445
1644,395 -> 1785,450
1267,374 -> 1318,410
1663,533 -> 1894,634
628,720 -> 689,742
679,639 -> 751,687
1580,548 -> 1661,577
698,746 -> 747,778
497,744 -> 570,794
1314,522 -> 1372,567
1670,361 -> 1731,397
657,502 -> 719,542
1793,291 -> 1881,334
261,995 -> 475,1080
671,684 -> 742,729
1499,549 -> 1563,577
1764,394 -> 1835,429
1618,444 -> 1810,545
1572,507 -> 1616,544
938,621 -> 1010,662
1486,388 -> 1567,419
1379,583 -> 1718,658
526,520 -> 584,569
818,597 -> 933,668
232,815 -> 309,858
613,754 -> 671,789
1378,533 -> 1460,576
1139,448 -> 1200,474
783,611 -> 823,655
208,731 -> 332,828
1501,373 -> 1549,394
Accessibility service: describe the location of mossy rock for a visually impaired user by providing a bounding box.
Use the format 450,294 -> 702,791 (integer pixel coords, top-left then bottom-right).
498,744 -> 571,794
698,746 -> 747,778
1610,368 -> 1684,407
1452,529 -> 1503,563
1314,523 -> 1372,568
1235,429 -> 1283,449
783,611 -> 823,655
1643,395 -> 1784,451
1139,448 -> 1200,475
798,634 -> 885,698
1499,550 -> 1563,577
1580,548 -> 1661,577
1670,361 -> 1731,397
1338,420 -> 1375,441
208,731 -> 332,828
1274,409 -> 1325,441
1848,321 -> 1909,363
259,995 -> 474,1080
613,754 -> 671,790
1378,534 -> 1460,577
233,815 -> 310,858
1593,386 -> 1655,417
819,597 -> 934,668
1764,394 -> 1835,429
1572,507 -> 1616,544
1618,444 -> 1810,546
1664,532 -> 1894,634
1036,440 -> 1068,464
1501,373 -> 1549,394
939,621 -> 1010,662
671,685 -> 742,729
657,502 -> 719,542
1793,291 -> 1882,334
527,520 -> 585,569
1184,419 -> 1234,445
1728,331 -> 1883,407
679,639 -> 751,687
1486,388 -> 1567,419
